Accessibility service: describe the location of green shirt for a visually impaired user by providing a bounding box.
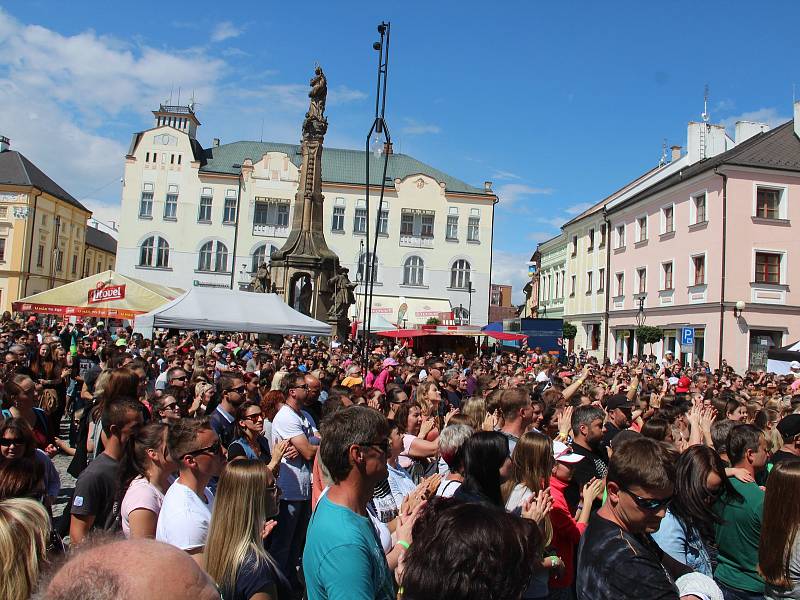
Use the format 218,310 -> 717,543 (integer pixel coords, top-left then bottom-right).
302,494 -> 395,600
713,477 -> 765,593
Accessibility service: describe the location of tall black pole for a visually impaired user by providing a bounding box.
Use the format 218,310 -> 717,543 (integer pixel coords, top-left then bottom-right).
362,21 -> 391,369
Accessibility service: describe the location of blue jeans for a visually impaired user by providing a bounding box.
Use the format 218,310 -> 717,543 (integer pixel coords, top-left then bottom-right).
269,499 -> 311,589
716,581 -> 764,600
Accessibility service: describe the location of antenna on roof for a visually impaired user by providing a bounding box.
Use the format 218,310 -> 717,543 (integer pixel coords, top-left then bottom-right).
189,90 -> 196,112
659,138 -> 667,166
260,117 -> 264,143
168,84 -> 174,105
701,84 -> 710,123
177,87 -> 181,105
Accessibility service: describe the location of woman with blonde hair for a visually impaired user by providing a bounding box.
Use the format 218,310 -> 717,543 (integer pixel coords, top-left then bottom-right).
759,459 -> 800,599
415,379 -> 443,436
204,459 -> 290,600
0,497 -> 51,600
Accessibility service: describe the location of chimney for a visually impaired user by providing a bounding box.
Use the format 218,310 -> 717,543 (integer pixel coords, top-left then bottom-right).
734,121 -> 769,144
0,136 -> 9,153
383,141 -> 393,155
212,138 -> 220,148
484,181 -> 493,192
795,101 -> 800,140
670,145 -> 682,162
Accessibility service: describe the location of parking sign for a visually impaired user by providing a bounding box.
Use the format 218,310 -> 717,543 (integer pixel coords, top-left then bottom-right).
681,327 -> 694,346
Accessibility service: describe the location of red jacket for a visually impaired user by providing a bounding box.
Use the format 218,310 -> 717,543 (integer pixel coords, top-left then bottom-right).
548,475 -> 587,589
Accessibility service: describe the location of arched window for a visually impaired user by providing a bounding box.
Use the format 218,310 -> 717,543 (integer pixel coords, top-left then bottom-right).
450,259 -> 472,289
156,238 -> 169,268
139,236 -> 154,266
453,306 -> 470,324
214,242 -> 228,273
198,241 -> 229,272
403,256 -> 424,286
251,244 -> 276,273
357,252 -> 378,283
139,236 -> 170,268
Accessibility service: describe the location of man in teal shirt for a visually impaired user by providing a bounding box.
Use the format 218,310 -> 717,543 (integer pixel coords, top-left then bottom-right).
303,405 -> 395,600
713,424 -> 769,599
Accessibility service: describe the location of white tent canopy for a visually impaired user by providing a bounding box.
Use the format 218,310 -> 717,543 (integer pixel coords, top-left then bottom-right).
767,340 -> 800,374
355,314 -> 396,332
133,288 -> 331,338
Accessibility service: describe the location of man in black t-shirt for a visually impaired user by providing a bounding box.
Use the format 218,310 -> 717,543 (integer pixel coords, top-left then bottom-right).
70,397 -> 143,545
565,405 -> 608,512
576,436 -> 689,600
771,413 -> 800,467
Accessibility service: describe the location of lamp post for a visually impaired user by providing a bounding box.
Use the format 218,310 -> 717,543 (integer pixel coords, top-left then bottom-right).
635,295 -> 646,357
466,284 -> 474,325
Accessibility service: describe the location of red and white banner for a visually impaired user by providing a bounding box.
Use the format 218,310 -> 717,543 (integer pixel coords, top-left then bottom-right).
88,284 -> 126,304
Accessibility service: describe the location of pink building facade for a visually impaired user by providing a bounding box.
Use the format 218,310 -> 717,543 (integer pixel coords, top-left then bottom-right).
606,107 -> 800,373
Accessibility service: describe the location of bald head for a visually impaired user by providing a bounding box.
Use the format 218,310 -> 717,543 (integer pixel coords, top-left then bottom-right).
40,539 -> 219,600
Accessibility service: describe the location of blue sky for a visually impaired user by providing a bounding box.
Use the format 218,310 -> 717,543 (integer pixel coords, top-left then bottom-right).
1,1 -> 799,300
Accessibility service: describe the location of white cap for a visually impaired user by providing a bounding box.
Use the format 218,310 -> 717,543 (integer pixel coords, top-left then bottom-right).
553,441 -> 584,464
791,361 -> 800,371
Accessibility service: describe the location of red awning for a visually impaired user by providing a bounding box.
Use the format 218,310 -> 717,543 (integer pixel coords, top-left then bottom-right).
376,329 -> 432,339
485,331 -> 529,342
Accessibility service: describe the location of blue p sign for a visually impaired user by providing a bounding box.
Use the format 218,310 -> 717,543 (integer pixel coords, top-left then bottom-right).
681,327 -> 694,346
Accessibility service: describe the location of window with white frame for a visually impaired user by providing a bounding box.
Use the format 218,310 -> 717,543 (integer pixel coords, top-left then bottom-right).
755,251 -> 782,284
0,239 -> 6,262
616,224 -> 626,249
223,190 -> 237,223
71,254 -> 78,274
164,185 -> 178,219
636,216 -> 648,242
353,200 -> 367,234
599,223 -> 607,247
421,213 -> 434,238
400,209 -> 436,238
598,268 -> 605,292
662,205 -> 674,233
572,235 -> 578,256
251,244 -> 276,273
615,272 -> 624,296
139,236 -> 170,268
570,275 -> 576,296
662,261 -> 673,290
755,187 -> 785,220
400,211 -> 414,235
588,228 -> 595,250
586,271 -> 593,293
331,198 -> 345,231
378,205 -> 389,235
637,267 -> 647,294
467,209 -> 480,242
139,183 -> 154,218
357,252 -> 378,282
198,241 -> 229,272
403,256 -> 424,286
692,193 -> 707,224
450,259 -> 471,289
446,207 -> 458,240
198,188 -> 213,222
254,198 -> 290,227
692,254 -> 706,286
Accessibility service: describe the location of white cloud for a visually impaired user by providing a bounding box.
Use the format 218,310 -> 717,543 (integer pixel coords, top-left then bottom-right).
329,85 -> 367,105
491,250 -> 533,304
496,183 -> 553,208
491,170 -> 521,181
537,216 -> 565,228
527,231 -> 557,243
401,118 -> 441,136
84,199 -> 122,229
211,21 -> 243,43
565,202 -> 592,215
719,107 -> 790,132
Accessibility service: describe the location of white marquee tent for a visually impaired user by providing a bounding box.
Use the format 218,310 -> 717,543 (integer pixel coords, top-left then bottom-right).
767,340 -> 800,374
133,288 -> 332,338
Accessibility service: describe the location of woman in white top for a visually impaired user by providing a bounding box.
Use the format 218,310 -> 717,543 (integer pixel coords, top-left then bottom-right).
119,422 -> 176,538
435,423 -> 473,498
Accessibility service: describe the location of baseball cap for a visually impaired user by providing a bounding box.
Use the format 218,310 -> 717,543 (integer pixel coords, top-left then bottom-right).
382,357 -> 398,368
777,414 -> 800,440
676,376 -> 691,393
553,441 -> 584,464
606,394 -> 634,411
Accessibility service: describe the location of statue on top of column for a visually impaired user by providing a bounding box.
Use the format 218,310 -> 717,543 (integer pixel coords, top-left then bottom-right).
303,65 -> 328,139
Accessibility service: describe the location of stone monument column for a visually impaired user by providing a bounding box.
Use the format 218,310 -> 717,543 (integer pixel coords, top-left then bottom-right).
269,66 -> 353,337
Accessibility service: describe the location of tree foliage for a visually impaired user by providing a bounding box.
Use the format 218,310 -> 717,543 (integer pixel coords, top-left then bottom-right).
426,317 -> 441,325
563,321 -> 577,340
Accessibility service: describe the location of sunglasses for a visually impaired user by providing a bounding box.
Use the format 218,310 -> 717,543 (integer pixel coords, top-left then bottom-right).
183,440 -> 223,459
620,486 -> 672,511
360,439 -> 391,455
228,386 -> 246,394
162,403 -> 179,412
171,375 -> 189,382
0,438 -> 25,446
243,413 -> 264,422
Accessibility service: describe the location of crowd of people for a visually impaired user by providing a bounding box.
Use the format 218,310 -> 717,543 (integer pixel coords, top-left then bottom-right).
0,312 -> 799,599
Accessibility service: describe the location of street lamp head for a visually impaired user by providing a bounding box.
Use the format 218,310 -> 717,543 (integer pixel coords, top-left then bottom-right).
373,41 -> 382,51
733,300 -> 746,318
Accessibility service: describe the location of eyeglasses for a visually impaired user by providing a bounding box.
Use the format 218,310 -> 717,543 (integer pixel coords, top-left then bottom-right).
620,487 -> 672,511
183,440 -> 223,459
228,386 -> 246,394
360,439 -> 391,455
162,403 -> 179,412
0,438 -> 25,446
244,413 -> 264,422
171,375 -> 189,382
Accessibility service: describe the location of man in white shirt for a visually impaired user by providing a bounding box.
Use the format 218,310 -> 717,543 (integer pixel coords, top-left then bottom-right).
271,372 -> 320,590
156,418 -> 224,563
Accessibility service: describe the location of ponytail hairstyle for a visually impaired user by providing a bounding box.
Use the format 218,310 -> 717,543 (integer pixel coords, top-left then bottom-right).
117,422 -> 169,504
